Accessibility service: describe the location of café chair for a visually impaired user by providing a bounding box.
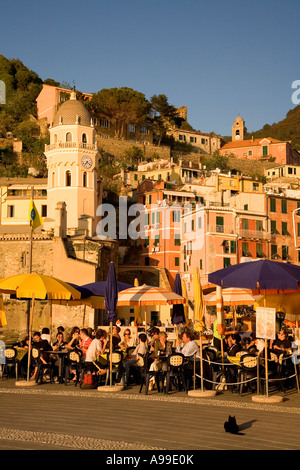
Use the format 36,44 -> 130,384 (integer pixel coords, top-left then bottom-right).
64,349 -> 83,387
164,353 -> 186,394
105,351 -> 124,386
32,347 -> 55,384
139,352 -> 162,394
3,347 -> 18,380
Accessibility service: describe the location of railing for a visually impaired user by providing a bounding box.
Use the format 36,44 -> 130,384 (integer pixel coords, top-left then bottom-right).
45,142 -> 97,151
208,224 -> 235,235
239,229 -> 270,240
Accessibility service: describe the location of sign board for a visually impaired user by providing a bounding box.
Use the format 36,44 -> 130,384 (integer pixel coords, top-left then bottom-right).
256,306 -> 276,340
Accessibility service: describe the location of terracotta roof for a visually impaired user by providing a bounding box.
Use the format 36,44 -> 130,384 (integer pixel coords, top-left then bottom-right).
221,137 -> 283,150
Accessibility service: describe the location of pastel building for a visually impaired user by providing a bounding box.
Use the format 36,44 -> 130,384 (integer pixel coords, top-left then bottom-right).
220,116 -> 300,166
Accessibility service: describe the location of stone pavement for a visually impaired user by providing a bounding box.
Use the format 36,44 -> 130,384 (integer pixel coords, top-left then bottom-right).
0,379 -> 300,451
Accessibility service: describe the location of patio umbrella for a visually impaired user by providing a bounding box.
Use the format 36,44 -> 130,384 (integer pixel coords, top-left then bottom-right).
105,262 -> 118,387
0,273 -> 81,382
117,284 -> 185,335
172,273 -> 185,325
134,278 -> 142,325
208,259 -> 300,397
193,268 -> 205,391
181,279 -> 189,325
204,287 -> 259,306
82,280 -> 133,297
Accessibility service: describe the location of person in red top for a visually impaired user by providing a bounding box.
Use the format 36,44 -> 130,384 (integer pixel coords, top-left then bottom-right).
79,329 -> 92,357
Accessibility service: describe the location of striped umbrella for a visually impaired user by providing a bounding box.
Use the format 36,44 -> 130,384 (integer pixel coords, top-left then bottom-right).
117,284 -> 185,332
204,287 -> 259,306
117,284 -> 185,306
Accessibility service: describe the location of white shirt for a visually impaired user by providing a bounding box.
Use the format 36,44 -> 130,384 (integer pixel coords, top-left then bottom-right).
85,338 -> 102,363
176,340 -> 199,358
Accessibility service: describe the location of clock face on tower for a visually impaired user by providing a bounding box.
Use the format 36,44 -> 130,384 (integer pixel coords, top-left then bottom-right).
81,156 -> 92,169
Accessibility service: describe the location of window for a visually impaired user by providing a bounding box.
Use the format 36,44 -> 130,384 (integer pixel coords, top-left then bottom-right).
83,172 -> 87,188
172,210 -> 180,223
216,216 -> 224,233
82,133 -> 87,143
253,183 -> 259,191
140,126 -> 148,134
270,198 -> 276,212
144,236 -> 149,247
256,243 -> 263,258
175,257 -> 180,267
271,220 -> 277,234
281,199 -> 287,214
298,222 -> 300,237
54,134 -> 57,143
41,205 -> 47,217
288,167 -> 293,174
100,119 -> 110,128
7,205 -> 15,218
178,134 -> 186,141
242,242 -> 250,257
223,258 -> 231,268
256,220 -> 263,232
145,213 -> 150,225
65,170 -> 72,187
174,234 -> 181,246
52,172 -> 55,187
242,219 -> 249,230
223,240 -> 235,254
190,136 -> 197,143
199,259 -> 203,270
198,217 -> 202,229
282,222 -> 288,235
128,124 -> 136,133
154,235 -> 159,246
262,145 -> 268,156
248,150 -> 253,156
134,174 -> 138,181
271,245 -> 278,258
66,132 -> 72,142
244,204 -> 248,211
282,245 -> 288,261
191,220 -> 195,231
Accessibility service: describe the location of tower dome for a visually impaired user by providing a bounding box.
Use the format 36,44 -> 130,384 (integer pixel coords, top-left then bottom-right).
53,91 -> 92,127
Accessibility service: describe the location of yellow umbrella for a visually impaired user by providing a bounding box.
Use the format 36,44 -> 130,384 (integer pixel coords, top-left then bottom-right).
193,267 -> 205,332
193,268 -> 205,391
0,273 -> 81,300
0,273 -> 81,382
0,295 -> 7,327
181,279 -> 189,325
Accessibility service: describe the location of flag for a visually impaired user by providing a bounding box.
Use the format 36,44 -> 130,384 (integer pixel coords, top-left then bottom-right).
29,198 -> 44,232
0,295 -> 7,327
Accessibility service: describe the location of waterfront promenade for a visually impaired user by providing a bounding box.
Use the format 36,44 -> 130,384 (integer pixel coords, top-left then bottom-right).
0,379 -> 300,451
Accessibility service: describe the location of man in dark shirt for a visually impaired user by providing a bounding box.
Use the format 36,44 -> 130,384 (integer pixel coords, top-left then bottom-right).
272,330 -> 292,352
30,331 -> 52,380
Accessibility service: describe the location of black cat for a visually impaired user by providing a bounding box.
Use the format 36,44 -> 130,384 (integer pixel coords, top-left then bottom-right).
224,415 -> 240,434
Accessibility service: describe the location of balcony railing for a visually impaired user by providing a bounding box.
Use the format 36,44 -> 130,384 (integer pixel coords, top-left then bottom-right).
208,224 -> 235,235
239,229 -> 270,240
45,142 -> 97,152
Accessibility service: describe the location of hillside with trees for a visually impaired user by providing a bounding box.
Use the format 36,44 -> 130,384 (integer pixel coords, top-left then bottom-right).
247,105 -> 300,150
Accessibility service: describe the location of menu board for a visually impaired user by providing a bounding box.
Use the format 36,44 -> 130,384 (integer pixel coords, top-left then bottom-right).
256,307 -> 276,340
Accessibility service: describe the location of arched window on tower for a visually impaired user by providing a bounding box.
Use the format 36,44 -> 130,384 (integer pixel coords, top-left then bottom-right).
52,172 -> 55,187
82,133 -> 87,144
83,172 -> 87,188
66,170 -> 72,187
53,134 -> 57,144
66,132 -> 72,142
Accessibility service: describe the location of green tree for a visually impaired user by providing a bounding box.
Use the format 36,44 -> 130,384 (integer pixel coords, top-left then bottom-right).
90,87 -> 150,138
150,94 -> 178,145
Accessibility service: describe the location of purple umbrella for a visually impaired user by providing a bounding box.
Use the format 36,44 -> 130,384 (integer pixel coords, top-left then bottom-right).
105,263 -> 118,323
82,281 -> 132,297
105,262 -> 119,387
172,273 -> 185,324
208,259 -> 300,291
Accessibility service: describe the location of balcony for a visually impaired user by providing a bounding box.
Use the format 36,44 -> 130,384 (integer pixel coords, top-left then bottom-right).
239,229 -> 270,241
208,224 -> 235,235
45,142 -> 97,152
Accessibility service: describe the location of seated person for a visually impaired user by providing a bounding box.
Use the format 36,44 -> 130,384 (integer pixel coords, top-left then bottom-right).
41,327 -> 51,344
66,327 -> 81,349
271,330 -> 292,353
52,332 -> 67,351
112,326 -> 121,350
78,328 -> 93,359
84,328 -> 108,376
30,331 -> 52,381
123,333 -> 147,386
119,329 -> 136,351
225,333 -> 242,357
176,331 -> 199,358
148,331 -> 173,391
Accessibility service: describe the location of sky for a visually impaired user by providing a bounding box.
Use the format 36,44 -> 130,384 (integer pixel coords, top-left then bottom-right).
1,0 -> 300,136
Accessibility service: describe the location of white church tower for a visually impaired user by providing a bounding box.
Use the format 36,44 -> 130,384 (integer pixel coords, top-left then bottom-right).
44,92 -> 100,236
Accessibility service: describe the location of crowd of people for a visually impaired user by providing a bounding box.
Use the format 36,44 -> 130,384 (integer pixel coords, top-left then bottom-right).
11,322 -> 298,392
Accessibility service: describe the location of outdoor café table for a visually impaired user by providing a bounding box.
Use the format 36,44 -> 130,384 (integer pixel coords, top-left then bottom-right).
43,349 -> 69,383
